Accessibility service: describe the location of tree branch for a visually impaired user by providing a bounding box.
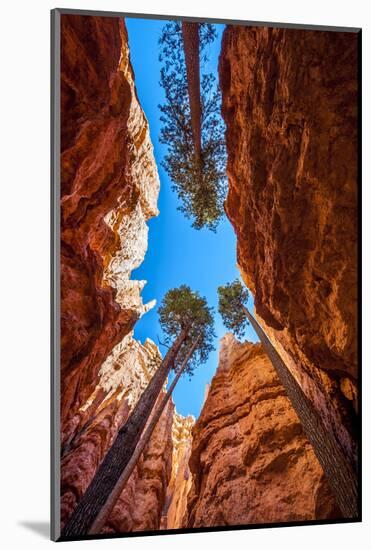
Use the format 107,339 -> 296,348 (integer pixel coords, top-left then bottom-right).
157,335 -> 171,349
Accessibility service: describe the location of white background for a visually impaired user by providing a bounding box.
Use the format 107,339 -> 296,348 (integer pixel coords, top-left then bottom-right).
0,0 -> 369,548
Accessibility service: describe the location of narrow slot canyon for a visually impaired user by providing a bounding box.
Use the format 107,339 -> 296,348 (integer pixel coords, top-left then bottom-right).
58,14 -> 358,537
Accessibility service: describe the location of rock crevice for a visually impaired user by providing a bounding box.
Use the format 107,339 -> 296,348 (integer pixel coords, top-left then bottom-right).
59,17 -> 357,535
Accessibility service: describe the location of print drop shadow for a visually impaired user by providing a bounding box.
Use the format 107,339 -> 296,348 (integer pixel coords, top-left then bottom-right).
18,521 -> 49,539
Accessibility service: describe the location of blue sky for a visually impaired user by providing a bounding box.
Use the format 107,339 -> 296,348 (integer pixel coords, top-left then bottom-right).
126,17 -> 258,418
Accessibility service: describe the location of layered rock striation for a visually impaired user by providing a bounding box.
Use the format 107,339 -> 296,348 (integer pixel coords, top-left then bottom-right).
184,334 -> 340,527
219,26 -> 358,468
60,14 -> 159,439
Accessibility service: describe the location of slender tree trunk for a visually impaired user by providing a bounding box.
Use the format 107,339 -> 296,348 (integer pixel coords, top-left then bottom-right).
61,328 -> 188,538
243,306 -> 358,519
89,337 -> 200,535
181,22 -> 202,165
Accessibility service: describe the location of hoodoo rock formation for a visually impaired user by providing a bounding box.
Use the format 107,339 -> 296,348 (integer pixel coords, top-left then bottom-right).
184,334 -> 340,527
219,26 -> 358,468
103,398 -> 175,533
161,412 -> 195,529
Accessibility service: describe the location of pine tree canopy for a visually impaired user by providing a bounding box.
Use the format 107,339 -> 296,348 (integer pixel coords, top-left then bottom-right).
218,279 -> 250,338
158,22 -> 227,231
158,285 -> 215,377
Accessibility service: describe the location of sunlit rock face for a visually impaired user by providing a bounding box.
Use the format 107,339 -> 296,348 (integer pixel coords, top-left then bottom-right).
184,335 -> 340,527
161,411 -> 195,529
60,14 -> 160,435
61,334 -> 162,449
219,26 -> 358,468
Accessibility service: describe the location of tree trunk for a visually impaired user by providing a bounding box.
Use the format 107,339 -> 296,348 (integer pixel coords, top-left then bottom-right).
61,328 -> 188,538
89,337 -> 200,534
243,306 -> 358,519
182,22 -> 202,165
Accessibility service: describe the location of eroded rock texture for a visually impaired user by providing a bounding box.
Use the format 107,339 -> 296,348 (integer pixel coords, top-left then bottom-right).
219,26 -> 358,468
59,14 -> 170,533
184,335 -> 340,527
61,336 -> 174,532
161,411 -> 195,529
103,398 -> 175,533
60,14 -> 159,437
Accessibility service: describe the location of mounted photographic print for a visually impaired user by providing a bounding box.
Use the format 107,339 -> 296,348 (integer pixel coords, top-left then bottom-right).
51,8 -> 361,542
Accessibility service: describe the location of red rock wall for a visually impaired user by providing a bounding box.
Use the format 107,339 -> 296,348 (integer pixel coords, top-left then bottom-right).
60,336 -> 171,531
184,335 -> 340,527
60,14 -> 159,440
59,14 -> 170,533
219,26 -> 358,467
61,392 -> 174,533
60,387 -> 131,528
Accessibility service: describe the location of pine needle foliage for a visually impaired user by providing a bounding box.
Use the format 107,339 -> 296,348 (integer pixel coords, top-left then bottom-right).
159,22 -> 227,231
158,285 -> 215,377
218,279 -> 250,338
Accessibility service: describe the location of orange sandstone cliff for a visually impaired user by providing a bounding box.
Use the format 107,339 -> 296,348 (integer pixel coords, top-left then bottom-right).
59,15 -> 172,532
219,26 -> 359,469
60,335 -> 176,531
183,335 -> 340,527
161,412 -> 195,529
60,14 -> 159,440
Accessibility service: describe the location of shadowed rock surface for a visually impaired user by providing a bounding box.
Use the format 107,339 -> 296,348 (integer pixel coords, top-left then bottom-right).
219,26 -> 358,468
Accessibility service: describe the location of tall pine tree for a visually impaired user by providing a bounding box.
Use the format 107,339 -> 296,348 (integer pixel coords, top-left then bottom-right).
61,286 -> 215,537
159,22 -> 227,231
